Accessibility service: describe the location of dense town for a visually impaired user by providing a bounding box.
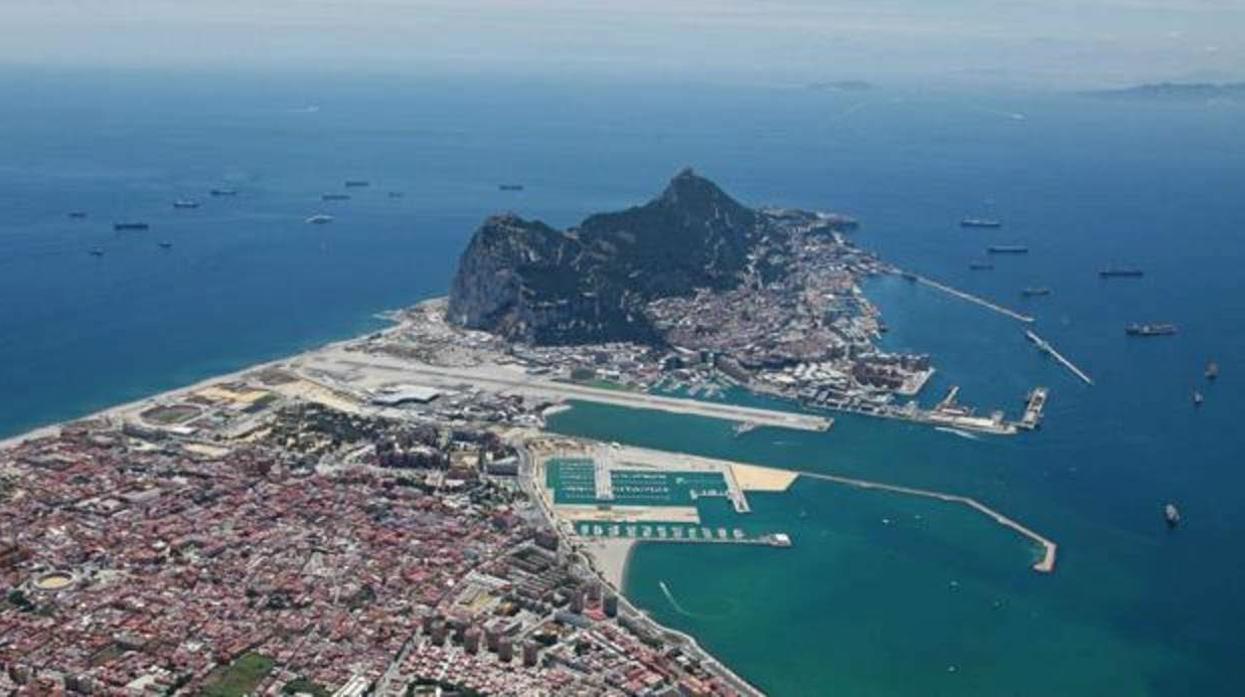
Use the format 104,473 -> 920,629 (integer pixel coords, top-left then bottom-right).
0,366 -> 753,696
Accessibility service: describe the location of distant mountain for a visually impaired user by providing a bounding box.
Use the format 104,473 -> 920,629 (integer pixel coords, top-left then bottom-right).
447,169 -> 797,345
808,80 -> 873,92
1082,82 -> 1245,101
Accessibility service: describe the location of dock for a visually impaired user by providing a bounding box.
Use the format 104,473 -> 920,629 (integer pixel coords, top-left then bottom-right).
1024,330 -> 1093,386
1019,387 -> 1048,430
796,469 -> 1058,573
900,271 -> 1036,324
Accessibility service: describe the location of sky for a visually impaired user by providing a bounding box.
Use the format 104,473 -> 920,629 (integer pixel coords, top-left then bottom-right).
2,0 -> 1242,88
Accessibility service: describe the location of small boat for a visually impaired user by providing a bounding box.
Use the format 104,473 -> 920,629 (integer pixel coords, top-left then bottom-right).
158,241 -> 173,249
960,218 -> 1002,228
88,248 -> 105,257
173,199 -> 200,209
113,222 -> 149,231
344,180 -> 370,188
1164,503 -> 1180,529
1099,268 -> 1144,278
1193,390 -> 1204,407
68,211 -> 88,219
305,214 -> 334,225
387,191 -> 405,199
1205,362 -> 1219,380
322,193 -> 351,201
900,271 -> 918,282
1021,287 -> 1051,297
1126,323 -> 1177,337
210,188 -> 238,197
499,184 -> 525,191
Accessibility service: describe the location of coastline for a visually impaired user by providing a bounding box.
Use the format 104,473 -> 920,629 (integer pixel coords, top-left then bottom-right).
0,317 -> 404,451
582,538 -> 638,590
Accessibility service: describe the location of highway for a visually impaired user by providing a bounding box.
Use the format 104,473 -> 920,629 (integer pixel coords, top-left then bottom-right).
318,351 -> 833,432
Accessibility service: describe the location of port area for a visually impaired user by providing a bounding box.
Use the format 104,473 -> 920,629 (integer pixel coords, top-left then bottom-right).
781,382 -> 1037,436
527,440 -> 797,550
530,439 -> 1058,574
895,269 -> 1036,324
305,347 -> 833,433
1025,330 -> 1094,386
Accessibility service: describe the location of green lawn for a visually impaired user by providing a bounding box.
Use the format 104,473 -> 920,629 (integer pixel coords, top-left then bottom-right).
282,677 -> 331,696
202,653 -> 275,697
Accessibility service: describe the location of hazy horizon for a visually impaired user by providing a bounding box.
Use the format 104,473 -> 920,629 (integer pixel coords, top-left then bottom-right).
2,0 -> 1242,89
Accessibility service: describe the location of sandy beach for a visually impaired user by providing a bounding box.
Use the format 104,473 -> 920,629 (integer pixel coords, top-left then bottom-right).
582,538 -> 638,590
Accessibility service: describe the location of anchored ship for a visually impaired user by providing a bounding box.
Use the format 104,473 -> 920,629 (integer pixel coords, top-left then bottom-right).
172,200 -> 200,209
987,245 -> 1028,254
960,218 -> 1002,228
1164,503 -> 1181,528
1099,268 -> 1144,278
305,214 -> 334,225
322,193 -> 351,201
1021,287 -> 1051,297
113,222 -> 149,231
968,262 -> 994,270
68,211 -> 88,219
344,180 -> 370,188
499,184 -> 525,191
209,188 -> 238,197
88,248 -> 104,257
1126,323 -> 1177,337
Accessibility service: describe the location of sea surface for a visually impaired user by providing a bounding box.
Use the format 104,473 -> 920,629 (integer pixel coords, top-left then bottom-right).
2,68 -> 1244,695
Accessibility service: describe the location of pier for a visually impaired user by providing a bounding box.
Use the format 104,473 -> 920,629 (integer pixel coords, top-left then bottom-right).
796,470 -> 1058,573
1025,330 -> 1094,386
899,271 -> 1036,324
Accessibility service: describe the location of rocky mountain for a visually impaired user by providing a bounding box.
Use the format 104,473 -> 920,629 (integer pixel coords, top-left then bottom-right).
446,169 -> 781,344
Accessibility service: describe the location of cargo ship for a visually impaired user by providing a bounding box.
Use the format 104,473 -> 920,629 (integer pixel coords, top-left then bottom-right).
960,218 -> 1002,228
987,245 -> 1028,254
1099,268 -> 1144,278
113,222 -> 149,231
210,188 -> 237,197
1125,323 -> 1177,336
1021,287 -> 1051,297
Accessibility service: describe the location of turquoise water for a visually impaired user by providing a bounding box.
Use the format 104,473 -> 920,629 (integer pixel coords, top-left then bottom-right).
3,69 -> 1244,695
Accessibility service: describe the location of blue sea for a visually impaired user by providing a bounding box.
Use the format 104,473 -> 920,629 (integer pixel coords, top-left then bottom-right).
2,68 -> 1243,695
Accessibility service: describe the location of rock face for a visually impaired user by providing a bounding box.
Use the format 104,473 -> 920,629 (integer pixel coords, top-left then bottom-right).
447,169 -> 770,344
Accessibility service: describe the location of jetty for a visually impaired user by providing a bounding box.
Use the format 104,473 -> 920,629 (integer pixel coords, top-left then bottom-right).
796,469 -> 1058,573
1025,330 -> 1093,385
899,271 -> 1036,324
